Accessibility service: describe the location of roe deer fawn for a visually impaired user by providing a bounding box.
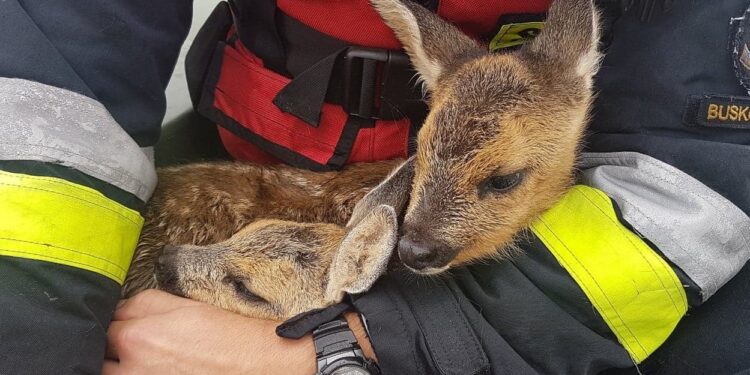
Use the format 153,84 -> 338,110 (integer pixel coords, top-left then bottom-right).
124,0 -> 600,320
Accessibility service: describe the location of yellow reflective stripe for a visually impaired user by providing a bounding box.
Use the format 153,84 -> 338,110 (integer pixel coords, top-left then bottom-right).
0,171 -> 143,284
530,185 -> 687,363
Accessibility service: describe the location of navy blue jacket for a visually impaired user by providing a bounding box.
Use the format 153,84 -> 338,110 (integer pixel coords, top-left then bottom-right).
1,1 -> 749,374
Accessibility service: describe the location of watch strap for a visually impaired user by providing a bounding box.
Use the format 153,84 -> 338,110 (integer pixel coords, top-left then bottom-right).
312,317 -> 380,375
313,318 -> 360,357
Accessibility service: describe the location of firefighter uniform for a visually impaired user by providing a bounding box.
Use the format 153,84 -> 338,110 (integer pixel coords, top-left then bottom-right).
1,0 -> 749,374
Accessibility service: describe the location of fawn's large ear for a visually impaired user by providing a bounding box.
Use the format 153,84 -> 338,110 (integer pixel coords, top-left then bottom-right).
521,0 -> 601,83
347,157 -> 414,229
370,0 -> 484,91
325,205 -> 398,303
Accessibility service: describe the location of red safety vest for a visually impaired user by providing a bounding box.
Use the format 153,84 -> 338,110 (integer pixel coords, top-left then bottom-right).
186,0 -> 551,170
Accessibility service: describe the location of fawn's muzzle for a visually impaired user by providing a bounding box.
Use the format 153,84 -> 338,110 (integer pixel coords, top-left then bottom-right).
397,235 -> 458,273
155,245 -> 182,295
157,245 -> 179,267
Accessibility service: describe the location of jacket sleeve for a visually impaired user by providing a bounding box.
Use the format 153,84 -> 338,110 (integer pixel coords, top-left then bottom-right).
349,196 -> 648,375
351,248 -> 638,375
351,234 -> 644,375
0,1 -> 191,373
352,176 -> 748,375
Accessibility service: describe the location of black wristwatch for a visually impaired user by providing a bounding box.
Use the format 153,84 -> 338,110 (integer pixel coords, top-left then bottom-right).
312,317 -> 380,375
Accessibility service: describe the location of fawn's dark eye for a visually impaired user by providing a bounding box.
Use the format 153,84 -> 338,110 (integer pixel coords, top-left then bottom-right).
225,277 -> 268,304
481,172 -> 525,196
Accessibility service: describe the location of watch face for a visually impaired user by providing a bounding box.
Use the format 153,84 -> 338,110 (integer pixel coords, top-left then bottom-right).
330,365 -> 371,375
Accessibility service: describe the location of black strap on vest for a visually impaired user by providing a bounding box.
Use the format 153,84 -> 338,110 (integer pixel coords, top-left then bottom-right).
395,277 -> 491,375
229,1 -> 429,128
276,302 -> 351,339
187,1 -> 433,168
185,2 -> 233,108
272,10 -> 428,128
229,0 -> 289,76
273,48 -> 347,127
274,46 -> 428,127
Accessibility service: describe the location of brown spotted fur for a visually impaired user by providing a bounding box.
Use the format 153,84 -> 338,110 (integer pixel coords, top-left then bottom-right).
147,205 -> 397,320
123,160 -> 401,299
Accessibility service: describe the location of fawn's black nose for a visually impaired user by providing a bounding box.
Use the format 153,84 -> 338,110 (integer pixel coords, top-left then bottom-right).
157,245 -> 179,270
397,235 -> 457,272
155,245 -> 181,294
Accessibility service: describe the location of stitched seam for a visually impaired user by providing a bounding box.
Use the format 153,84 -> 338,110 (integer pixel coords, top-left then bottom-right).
0,142 -> 151,196
632,162 -> 750,250
0,237 -> 128,273
0,142 -> 143,185
0,182 -> 142,225
534,220 -> 640,359
583,154 -> 750,248
592,189 -> 687,309
213,89 -> 339,148
224,50 -> 289,85
408,286 -> 458,374
2,79 -> 151,198
583,154 -> 750,293
591,189 -> 687,310
444,286 -> 486,373
616,195 -> 718,293
536,217 -> 648,358
580,189 -> 686,314
386,285 -> 424,375
1,171 -> 134,204
581,190 -> 684,314
0,248 -> 122,282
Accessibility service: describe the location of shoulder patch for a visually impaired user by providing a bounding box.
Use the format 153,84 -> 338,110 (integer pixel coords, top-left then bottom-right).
487,13 -> 546,53
684,94 -> 750,130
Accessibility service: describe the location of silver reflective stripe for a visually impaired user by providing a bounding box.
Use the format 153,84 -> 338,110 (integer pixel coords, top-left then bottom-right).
141,146 -> 155,165
0,78 -> 156,202
579,152 -> 750,301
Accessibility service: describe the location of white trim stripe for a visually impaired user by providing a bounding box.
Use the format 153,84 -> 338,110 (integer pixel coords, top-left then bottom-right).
0,78 -> 156,202
580,152 -> 750,301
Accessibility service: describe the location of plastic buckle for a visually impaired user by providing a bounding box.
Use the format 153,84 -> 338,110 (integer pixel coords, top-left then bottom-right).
343,47 -> 415,121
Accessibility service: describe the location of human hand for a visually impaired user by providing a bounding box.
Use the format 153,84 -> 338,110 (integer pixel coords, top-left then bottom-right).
103,289 -> 375,375
103,289 -> 314,375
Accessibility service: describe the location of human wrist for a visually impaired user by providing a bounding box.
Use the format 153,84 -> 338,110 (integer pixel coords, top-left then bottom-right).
246,318 -> 317,375
269,311 -> 376,375
343,311 -> 378,362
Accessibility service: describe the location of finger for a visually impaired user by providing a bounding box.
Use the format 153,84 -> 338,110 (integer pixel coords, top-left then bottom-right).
116,299 -> 128,309
101,360 -> 122,375
106,320 -> 127,360
114,289 -> 199,321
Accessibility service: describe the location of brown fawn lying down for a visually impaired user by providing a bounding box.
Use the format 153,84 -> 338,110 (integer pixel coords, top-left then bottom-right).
124,160 -> 406,320
124,0 -> 600,320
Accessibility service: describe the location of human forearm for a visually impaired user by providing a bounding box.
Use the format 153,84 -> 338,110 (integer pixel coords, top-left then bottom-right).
105,290 -> 381,375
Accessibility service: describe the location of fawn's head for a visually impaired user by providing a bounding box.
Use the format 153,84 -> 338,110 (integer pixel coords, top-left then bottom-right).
370,0 -> 601,273
155,205 -> 398,320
